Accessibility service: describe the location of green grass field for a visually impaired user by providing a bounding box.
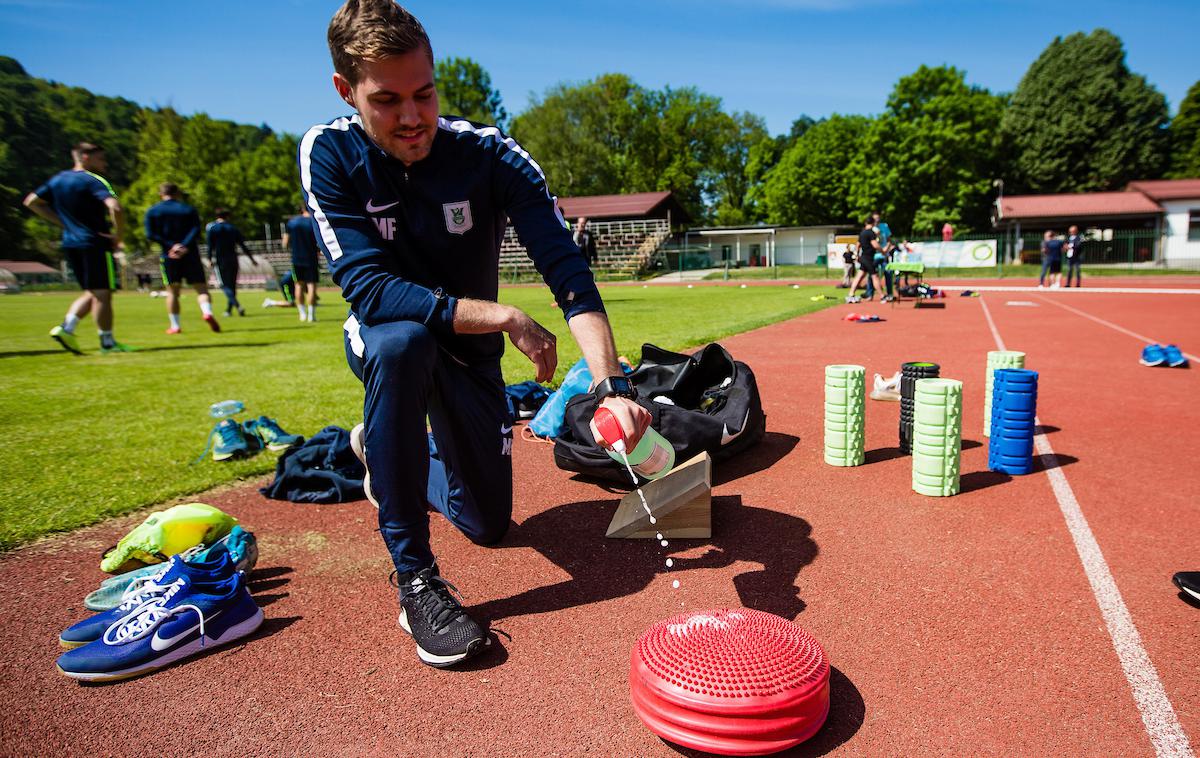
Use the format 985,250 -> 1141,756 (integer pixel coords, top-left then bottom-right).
702,263 -> 1200,280
0,284 -> 836,550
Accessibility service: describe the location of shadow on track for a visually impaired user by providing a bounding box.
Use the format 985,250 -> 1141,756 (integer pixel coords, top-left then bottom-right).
959,470 -> 1012,493
475,494 -> 817,625
1034,452 -> 1079,473
661,666 -> 865,757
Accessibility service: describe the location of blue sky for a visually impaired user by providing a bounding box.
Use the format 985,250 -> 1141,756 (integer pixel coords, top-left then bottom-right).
2,0 -> 1197,137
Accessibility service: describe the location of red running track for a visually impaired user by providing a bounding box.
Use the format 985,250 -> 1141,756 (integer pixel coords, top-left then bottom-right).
0,287 -> 1196,756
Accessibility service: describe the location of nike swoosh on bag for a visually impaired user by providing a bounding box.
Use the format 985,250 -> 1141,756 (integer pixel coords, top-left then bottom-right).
500,425 -> 513,435
366,199 -> 399,213
150,609 -> 223,652
720,410 -> 752,446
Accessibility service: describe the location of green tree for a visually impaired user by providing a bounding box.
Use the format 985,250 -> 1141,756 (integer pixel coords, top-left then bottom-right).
709,112 -> 770,225
436,57 -> 508,129
1000,29 -> 1169,193
761,114 -> 870,227
510,74 -> 649,198
853,65 -> 1005,235
1167,80 -> 1200,178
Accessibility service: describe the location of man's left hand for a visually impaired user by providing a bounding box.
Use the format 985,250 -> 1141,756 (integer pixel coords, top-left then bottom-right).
589,395 -> 651,450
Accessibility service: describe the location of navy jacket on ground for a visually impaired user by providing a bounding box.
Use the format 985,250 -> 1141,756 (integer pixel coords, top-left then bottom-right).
298,114 -> 604,365
259,425 -> 364,504
145,199 -> 202,258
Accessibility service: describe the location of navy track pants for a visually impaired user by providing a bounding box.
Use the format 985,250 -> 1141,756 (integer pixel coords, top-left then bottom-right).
344,316 -> 514,573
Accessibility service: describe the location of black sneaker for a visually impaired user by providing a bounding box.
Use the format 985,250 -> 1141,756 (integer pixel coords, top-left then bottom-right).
1173,572 -> 1200,603
395,566 -> 488,668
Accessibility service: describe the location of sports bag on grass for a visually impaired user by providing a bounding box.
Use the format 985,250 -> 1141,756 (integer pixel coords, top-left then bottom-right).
553,343 -> 766,483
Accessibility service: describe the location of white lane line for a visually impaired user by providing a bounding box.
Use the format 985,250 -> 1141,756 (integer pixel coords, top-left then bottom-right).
1037,296 -> 1199,364
980,297 -> 1193,758
943,285 -> 1200,295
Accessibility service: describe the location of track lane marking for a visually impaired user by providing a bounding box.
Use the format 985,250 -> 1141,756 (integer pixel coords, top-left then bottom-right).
1035,296 -> 1199,364
979,296 -> 1193,758
942,285 -> 1200,295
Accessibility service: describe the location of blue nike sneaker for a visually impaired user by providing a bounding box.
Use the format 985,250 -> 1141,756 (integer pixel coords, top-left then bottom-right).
1140,344 -> 1167,367
208,418 -> 260,462
56,572 -> 263,682
61,551 -> 236,648
243,416 -> 304,451
1163,345 -> 1189,368
83,527 -> 258,611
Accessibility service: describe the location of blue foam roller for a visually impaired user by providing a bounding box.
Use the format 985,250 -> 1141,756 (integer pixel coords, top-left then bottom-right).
989,369 -> 1039,475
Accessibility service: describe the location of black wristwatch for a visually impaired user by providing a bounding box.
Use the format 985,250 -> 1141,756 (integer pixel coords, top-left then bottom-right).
595,375 -> 637,401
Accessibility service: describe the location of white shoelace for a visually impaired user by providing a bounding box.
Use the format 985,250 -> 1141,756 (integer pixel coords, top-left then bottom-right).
103,579 -> 207,647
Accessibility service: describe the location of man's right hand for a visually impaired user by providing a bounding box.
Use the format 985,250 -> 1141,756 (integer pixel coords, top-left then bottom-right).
167,243 -> 187,259
506,308 -> 557,383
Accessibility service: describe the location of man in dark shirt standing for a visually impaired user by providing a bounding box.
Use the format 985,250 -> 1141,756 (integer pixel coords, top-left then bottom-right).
848,217 -> 885,302
282,205 -> 321,323
23,142 -> 131,354
573,216 -> 598,266
1038,229 -> 1064,289
145,183 -> 220,334
1064,224 -> 1084,288
206,208 -> 258,317
304,0 -> 650,668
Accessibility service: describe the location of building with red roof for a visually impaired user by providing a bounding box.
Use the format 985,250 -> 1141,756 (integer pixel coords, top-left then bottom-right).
994,179 -> 1200,266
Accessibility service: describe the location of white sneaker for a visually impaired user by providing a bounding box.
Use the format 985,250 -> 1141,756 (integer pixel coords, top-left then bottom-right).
349,423 -> 378,509
1037,284 -> 1045,289
870,372 -> 902,401
1051,282 -> 1061,289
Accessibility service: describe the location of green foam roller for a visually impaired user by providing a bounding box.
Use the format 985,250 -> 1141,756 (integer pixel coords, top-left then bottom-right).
911,378 -> 962,496
983,350 -> 1025,437
824,364 -> 865,467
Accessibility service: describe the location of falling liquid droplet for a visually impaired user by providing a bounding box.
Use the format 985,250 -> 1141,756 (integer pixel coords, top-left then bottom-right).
665,558 -> 674,568
660,540 -> 668,547
656,533 -> 663,540
648,515 -> 656,524
672,580 -> 680,589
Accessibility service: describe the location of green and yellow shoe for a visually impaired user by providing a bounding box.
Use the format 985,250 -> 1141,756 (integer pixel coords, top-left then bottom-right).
49,325 -> 83,355
100,341 -> 138,354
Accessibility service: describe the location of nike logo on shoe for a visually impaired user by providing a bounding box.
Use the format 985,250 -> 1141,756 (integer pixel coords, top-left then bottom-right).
150,610 -> 222,651
366,199 -> 399,213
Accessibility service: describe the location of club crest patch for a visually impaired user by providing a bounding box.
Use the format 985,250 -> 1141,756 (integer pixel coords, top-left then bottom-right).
443,201 -> 473,235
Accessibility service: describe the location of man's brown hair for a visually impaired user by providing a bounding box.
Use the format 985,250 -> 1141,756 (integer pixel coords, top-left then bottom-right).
159,182 -> 181,198
327,0 -> 433,84
71,142 -> 103,162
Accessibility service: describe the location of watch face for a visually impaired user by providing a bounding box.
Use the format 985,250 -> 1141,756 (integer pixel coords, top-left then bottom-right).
611,377 -> 632,394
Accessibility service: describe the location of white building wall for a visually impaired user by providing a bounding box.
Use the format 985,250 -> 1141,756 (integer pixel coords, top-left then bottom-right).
695,227 -> 839,266
1161,199 -> 1200,264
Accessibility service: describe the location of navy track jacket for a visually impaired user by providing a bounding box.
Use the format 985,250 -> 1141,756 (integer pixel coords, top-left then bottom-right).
298,114 -> 603,365
145,199 -> 202,258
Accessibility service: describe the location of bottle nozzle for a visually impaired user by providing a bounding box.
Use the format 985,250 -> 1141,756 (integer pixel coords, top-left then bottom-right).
594,407 -> 626,451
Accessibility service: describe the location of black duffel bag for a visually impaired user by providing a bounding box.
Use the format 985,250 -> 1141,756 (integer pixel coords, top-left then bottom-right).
553,342 -> 766,483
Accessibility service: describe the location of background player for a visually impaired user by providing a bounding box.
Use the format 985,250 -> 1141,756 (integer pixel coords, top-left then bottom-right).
206,208 -> 258,316
23,142 -> 131,354
145,183 -> 220,334
282,204 -> 320,322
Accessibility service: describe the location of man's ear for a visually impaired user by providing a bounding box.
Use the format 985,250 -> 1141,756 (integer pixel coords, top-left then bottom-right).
332,73 -> 356,109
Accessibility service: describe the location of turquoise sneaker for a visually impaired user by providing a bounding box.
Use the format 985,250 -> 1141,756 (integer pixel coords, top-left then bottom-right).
50,325 -> 83,355
84,527 -> 259,611
212,418 -> 254,461
244,416 -> 304,451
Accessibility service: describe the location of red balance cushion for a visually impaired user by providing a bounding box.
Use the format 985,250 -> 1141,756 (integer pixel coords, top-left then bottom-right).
630,608 -> 830,756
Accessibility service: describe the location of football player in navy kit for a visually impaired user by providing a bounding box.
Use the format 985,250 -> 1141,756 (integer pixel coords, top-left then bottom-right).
304,0 -> 650,667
